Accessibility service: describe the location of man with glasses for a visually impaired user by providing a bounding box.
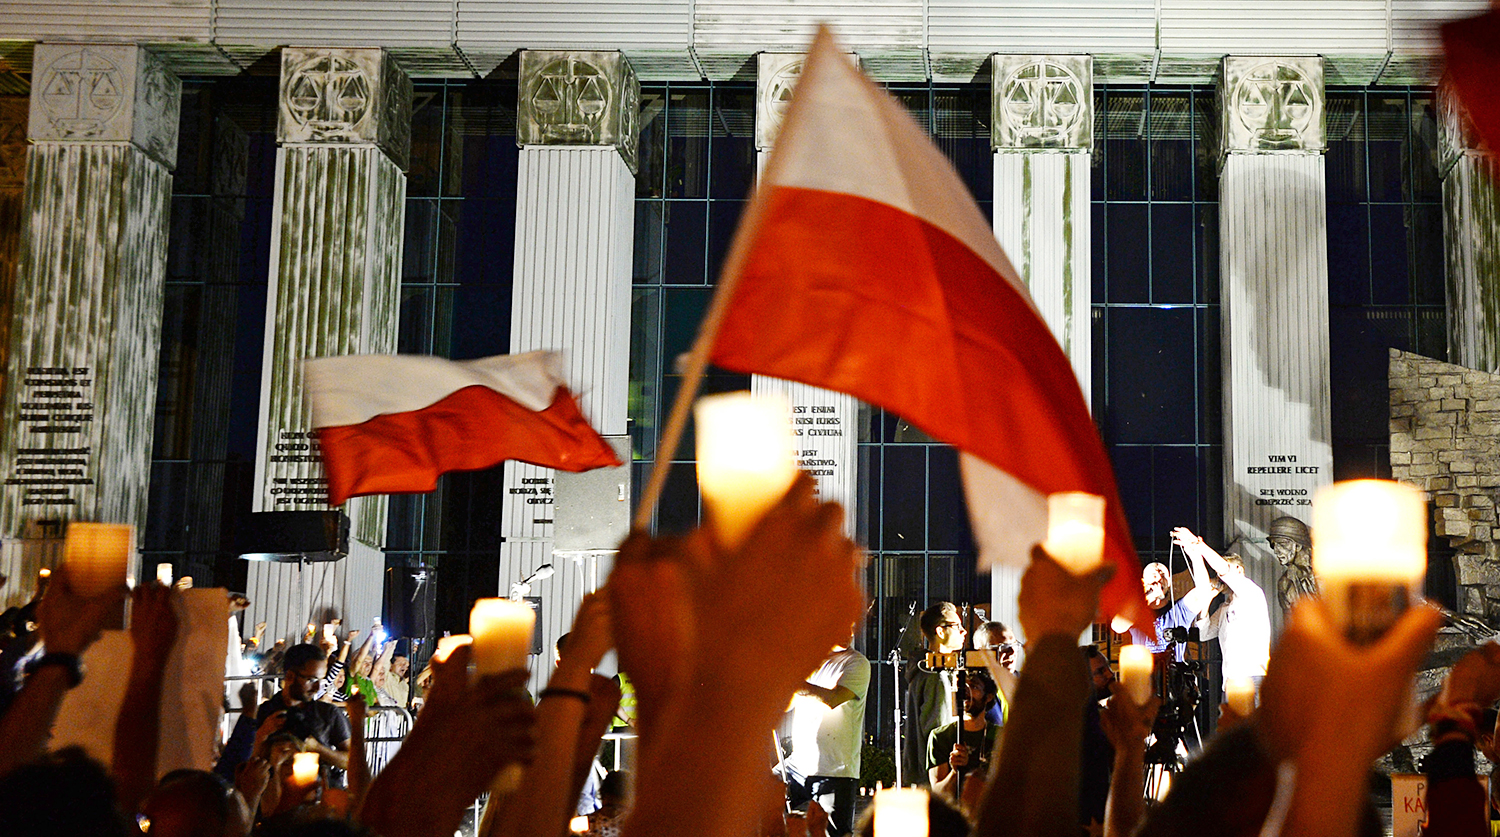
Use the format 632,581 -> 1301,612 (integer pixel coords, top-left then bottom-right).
903,603 -> 966,784
256,643 -> 351,783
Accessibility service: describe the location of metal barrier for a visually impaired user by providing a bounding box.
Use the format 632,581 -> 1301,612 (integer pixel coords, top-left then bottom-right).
362,705 -> 413,776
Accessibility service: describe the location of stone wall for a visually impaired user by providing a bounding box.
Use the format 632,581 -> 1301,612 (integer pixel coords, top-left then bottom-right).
1389,349 -> 1500,619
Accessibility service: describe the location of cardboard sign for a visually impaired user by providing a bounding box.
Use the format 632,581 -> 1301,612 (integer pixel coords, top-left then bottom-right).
52,588 -> 228,775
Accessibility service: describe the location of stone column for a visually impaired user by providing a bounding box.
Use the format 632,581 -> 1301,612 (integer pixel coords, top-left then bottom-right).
502,50 -> 637,689
988,55 -> 1094,634
1439,87 -> 1500,374
752,52 -> 860,532
0,45 -> 180,600
246,48 -> 410,642
1218,56 -> 1332,629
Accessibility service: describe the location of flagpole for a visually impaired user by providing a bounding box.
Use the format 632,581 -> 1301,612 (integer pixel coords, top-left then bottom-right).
631,26 -> 837,533
630,200 -> 765,532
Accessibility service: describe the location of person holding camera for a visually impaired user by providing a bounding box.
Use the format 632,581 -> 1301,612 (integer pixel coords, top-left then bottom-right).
255,643 -> 352,786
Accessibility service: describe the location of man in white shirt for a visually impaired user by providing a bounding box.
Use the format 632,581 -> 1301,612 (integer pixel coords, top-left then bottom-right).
1171,527 -> 1272,693
783,640 -> 870,837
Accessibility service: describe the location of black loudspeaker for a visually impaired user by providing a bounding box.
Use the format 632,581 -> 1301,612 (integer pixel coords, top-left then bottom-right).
386,565 -> 436,642
237,511 -> 349,563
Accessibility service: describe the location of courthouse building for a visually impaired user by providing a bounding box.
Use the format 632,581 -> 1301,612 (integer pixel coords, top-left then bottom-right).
0,0 -> 1497,739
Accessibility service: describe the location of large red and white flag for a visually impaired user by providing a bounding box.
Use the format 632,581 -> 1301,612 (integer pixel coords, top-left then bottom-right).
305,351 -> 621,506
709,27 -> 1148,626
1443,9 -> 1500,152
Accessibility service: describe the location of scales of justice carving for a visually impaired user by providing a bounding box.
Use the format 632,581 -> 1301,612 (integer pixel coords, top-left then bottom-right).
518,51 -> 640,174
37,48 -> 125,139
1222,57 -> 1325,153
992,56 -> 1091,150
283,54 -> 374,142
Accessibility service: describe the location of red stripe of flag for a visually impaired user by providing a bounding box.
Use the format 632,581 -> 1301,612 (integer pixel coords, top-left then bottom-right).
316,384 -> 622,506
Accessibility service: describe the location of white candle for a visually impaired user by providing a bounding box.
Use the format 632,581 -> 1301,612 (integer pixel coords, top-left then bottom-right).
1225,677 -> 1256,716
469,599 -> 536,675
873,787 -> 928,837
1109,615 -> 1134,634
323,623 -> 337,642
1312,479 -> 1427,585
434,633 -> 473,663
694,392 -> 798,549
1118,645 -> 1153,705
569,816 -> 590,833
1042,492 -> 1106,574
1312,480 -> 1427,629
291,752 -> 319,786
63,522 -> 134,597
155,563 -> 173,586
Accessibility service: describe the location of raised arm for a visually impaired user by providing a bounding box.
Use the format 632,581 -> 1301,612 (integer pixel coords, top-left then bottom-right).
112,583 -> 181,813
1170,527 -> 1224,615
0,564 -> 125,776
972,548 -> 1114,837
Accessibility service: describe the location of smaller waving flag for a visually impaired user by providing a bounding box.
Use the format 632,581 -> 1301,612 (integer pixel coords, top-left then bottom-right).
305,351 -> 621,506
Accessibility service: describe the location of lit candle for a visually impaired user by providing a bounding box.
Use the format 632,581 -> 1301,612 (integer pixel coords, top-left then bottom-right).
469,599 -> 536,675
323,623 -> 337,643
63,523 -> 134,597
1042,492 -> 1106,574
155,563 -> 172,586
694,392 -> 798,549
1312,479 -> 1427,640
291,752 -> 319,787
873,787 -> 928,837
1109,615 -> 1134,634
434,633 -> 473,663
569,816 -> 590,833
1225,677 -> 1256,716
1118,645 -> 1153,705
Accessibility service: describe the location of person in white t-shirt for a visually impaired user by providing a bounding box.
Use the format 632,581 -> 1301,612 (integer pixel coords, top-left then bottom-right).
783,639 -> 870,837
1171,527 -> 1272,694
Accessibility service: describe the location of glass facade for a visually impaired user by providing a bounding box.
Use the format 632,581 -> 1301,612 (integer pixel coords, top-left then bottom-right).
144,73 -> 1448,744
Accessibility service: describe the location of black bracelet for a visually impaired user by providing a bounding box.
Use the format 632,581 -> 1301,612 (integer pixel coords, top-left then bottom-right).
25,652 -> 84,688
538,687 -> 592,705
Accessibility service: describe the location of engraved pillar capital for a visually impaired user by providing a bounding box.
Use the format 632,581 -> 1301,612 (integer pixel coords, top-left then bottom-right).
517,50 -> 640,174
990,55 -> 1093,151
1218,56 -> 1325,156
277,47 -> 412,171
27,44 -> 181,169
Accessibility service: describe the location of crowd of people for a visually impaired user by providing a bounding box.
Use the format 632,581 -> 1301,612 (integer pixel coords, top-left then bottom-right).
1,473 -> 1498,837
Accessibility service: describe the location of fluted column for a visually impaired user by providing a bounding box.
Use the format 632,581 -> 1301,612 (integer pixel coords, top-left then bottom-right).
502,50 -> 637,688
0,45 -> 180,601
988,55 -> 1094,634
1440,87 -> 1500,373
752,52 -> 860,531
1218,56 -> 1332,628
246,48 -> 409,642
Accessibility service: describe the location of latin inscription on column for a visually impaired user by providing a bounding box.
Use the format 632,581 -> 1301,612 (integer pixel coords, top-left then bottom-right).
6,366 -> 93,507
1246,453 -> 1320,510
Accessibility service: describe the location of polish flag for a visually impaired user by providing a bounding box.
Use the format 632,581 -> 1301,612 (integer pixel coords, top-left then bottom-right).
708,27 -> 1148,626
1443,10 -> 1500,152
305,351 -> 621,506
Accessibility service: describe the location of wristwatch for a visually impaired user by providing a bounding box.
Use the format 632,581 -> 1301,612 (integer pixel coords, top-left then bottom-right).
25,652 -> 85,688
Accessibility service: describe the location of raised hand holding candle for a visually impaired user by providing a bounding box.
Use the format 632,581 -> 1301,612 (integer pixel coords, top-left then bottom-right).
1042,492 -> 1106,574
434,633 -> 473,663
1118,644 -> 1153,705
63,522 -> 134,597
469,599 -> 535,675
873,787 -> 928,837
1312,479 -> 1427,642
1224,677 -> 1256,716
291,752 -> 319,787
694,392 -> 798,549
155,563 -> 173,586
